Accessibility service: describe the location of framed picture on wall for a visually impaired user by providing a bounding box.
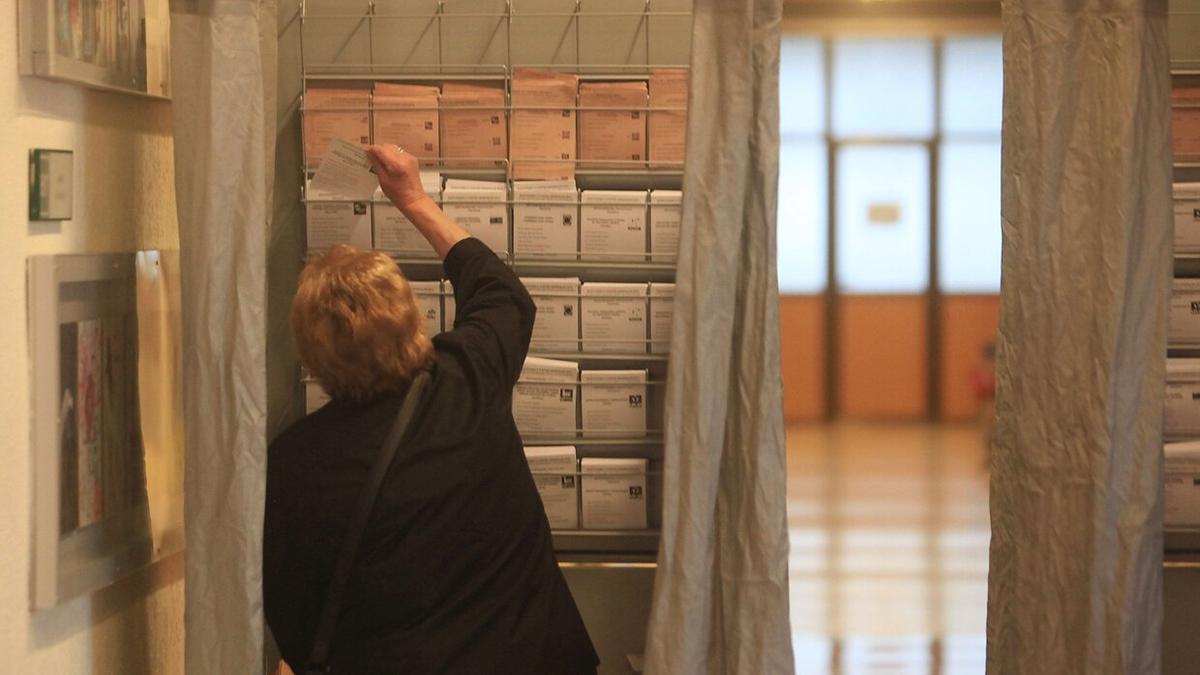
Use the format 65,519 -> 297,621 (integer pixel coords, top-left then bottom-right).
17,0 -> 170,98
27,252 -> 185,609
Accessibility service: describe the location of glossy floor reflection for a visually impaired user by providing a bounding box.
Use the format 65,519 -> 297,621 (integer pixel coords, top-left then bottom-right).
788,423 -> 990,674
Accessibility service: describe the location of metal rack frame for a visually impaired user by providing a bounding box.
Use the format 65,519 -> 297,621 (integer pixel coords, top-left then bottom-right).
294,0 -> 691,557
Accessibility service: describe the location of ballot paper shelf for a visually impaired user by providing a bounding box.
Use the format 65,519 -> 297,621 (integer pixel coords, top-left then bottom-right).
529,350 -> 669,365
512,260 -> 676,283
1176,254 -> 1200,278
1168,343 -> 1200,357
553,530 -> 660,555
1166,528 -> 1200,554
297,0 -> 691,568
520,435 -> 664,447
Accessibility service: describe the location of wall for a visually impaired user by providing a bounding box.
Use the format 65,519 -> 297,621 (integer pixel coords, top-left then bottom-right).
780,296 -> 826,420
940,295 -> 1000,420
779,295 -> 999,422
0,0 -> 184,671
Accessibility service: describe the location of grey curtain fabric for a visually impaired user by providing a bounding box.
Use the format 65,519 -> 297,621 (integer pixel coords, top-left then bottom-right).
170,0 -> 277,671
989,1 -> 1171,673
643,1 -> 794,673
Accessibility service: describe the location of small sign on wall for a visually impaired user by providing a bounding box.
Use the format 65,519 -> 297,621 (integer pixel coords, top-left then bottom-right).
28,149 -> 73,221
868,202 -> 901,225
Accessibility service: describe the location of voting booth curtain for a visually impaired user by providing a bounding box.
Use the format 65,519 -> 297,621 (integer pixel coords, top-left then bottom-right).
170,0 -> 277,671
989,1 -> 1171,673
644,1 -> 794,673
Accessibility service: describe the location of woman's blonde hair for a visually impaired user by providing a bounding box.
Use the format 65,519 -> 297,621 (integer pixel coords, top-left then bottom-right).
292,245 -> 434,402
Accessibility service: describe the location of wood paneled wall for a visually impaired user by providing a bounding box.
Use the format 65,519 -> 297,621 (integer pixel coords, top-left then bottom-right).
779,294 -> 999,421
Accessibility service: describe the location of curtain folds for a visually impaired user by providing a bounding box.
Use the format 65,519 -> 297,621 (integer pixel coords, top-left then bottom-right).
170,0 -> 277,671
989,1 -> 1171,673
643,1 -> 794,673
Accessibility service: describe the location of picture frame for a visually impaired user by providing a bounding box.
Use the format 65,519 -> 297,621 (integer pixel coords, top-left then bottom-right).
28,251 -> 184,609
18,0 -> 171,98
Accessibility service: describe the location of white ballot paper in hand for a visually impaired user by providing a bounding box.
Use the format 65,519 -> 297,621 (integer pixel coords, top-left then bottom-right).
310,138 -> 379,201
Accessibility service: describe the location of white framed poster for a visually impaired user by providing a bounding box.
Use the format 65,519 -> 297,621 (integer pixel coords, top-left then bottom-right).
18,0 -> 171,98
28,251 -> 184,609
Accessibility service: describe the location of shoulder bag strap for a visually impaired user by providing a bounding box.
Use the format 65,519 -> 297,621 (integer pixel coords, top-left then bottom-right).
306,370 -> 431,675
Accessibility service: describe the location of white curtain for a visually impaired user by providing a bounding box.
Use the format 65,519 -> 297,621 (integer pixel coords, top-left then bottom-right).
170,0 -> 277,671
644,1 -> 794,673
989,1 -> 1171,672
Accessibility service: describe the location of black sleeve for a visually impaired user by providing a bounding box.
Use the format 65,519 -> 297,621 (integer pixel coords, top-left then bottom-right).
440,238 -> 536,394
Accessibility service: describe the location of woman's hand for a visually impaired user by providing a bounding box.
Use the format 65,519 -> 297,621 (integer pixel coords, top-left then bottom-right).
366,144 -> 430,216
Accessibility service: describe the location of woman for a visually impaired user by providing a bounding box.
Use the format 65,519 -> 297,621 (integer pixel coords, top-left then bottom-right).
263,145 -> 599,674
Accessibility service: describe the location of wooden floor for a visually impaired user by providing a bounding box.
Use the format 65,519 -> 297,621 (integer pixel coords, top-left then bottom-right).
787,422 -> 991,674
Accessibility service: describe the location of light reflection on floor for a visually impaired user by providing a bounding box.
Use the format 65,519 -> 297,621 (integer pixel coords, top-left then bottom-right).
788,422 -> 990,674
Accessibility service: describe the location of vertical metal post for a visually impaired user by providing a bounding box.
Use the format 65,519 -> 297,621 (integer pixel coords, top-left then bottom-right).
299,0 -> 309,180
928,37 -> 944,421
823,36 -> 839,421
505,0 -> 513,72
436,1 -> 445,73
574,0 -> 582,69
367,0 -> 376,75
927,41 -> 947,672
643,0 -> 651,71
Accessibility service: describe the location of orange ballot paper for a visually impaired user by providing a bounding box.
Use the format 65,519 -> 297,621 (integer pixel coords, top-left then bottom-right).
579,81 -> 648,168
511,68 -> 579,180
648,69 -> 688,167
303,87 -> 370,169
372,83 -> 440,158
440,83 -> 507,166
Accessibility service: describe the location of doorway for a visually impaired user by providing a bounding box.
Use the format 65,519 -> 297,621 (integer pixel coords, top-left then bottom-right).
778,34 -> 1002,422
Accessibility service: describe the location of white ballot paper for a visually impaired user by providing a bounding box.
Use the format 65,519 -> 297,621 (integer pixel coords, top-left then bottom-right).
513,180 -> 579,258
522,277 -> 581,353
1167,359 -> 1200,438
1175,183 -> 1200,254
408,281 -> 443,336
442,179 -> 509,255
310,138 -> 379,201
514,357 -> 579,438
581,457 -> 648,530
581,282 -> 647,353
1170,279 -> 1200,343
649,283 -> 675,355
650,190 -> 682,261
305,380 -> 331,414
1165,441 -> 1200,527
581,190 -> 648,261
524,445 -> 579,530
373,172 -> 442,257
581,369 -> 647,438
305,181 -> 372,251
442,279 -> 456,329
